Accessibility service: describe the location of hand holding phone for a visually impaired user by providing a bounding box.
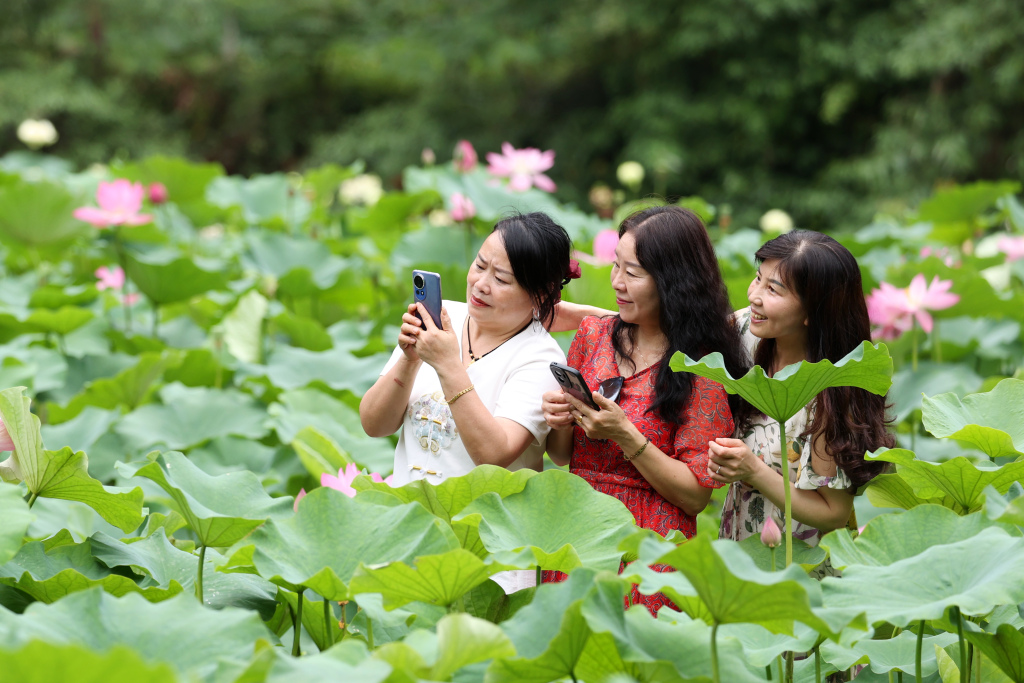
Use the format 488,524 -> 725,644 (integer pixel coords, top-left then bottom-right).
549,362 -> 601,411
413,270 -> 442,329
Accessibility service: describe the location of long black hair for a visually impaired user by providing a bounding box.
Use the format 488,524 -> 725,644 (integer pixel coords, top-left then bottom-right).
492,211 -> 573,330
750,230 -> 895,489
612,205 -> 747,424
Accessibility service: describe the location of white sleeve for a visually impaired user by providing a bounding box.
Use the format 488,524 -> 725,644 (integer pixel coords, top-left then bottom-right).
380,344 -> 404,376
493,344 -> 564,446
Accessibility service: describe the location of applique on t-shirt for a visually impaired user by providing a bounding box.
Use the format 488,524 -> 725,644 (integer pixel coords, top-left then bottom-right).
408,391 -> 459,454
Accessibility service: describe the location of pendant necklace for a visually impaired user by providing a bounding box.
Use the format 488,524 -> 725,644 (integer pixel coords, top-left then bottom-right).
466,317 -> 532,364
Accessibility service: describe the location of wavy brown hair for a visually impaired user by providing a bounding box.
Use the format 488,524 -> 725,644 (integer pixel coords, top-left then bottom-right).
749,230 -> 895,490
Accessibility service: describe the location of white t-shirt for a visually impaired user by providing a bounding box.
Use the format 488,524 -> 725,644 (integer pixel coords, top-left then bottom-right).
383,300 -> 566,487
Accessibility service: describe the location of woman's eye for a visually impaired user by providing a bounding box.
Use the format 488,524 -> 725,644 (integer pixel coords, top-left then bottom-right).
495,278 -> 509,285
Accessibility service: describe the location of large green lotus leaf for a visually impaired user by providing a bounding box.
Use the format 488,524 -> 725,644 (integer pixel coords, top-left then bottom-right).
221,290 -> 267,364
206,174 -> 311,227
116,451 -> 292,547
820,527 -> 1024,626
349,548 -> 514,610
0,482 -> 32,565
864,472 -> 955,511
123,248 -> 228,305
267,388 -> 394,475
985,484 -> 1024,527
244,345 -> 391,395
222,487 -> 458,599
576,574 -> 766,683
292,425 -> 353,479
917,181 -> 1021,225
350,592 -> 446,646
669,341 -> 892,423
452,469 -> 636,573
89,530 -> 277,616
29,284 -> 98,310
272,311 -> 333,352
0,386 -> 45,485
188,436 -> 277,477
964,624 -> 1024,683
819,631 -> 958,676
276,588 -> 346,653
821,505 -> 1009,569
428,613 -> 516,681
47,351 -> 181,424
0,536 -> 180,603
115,383 -> 269,452
254,642 -> 392,683
921,379 -> 1024,459
113,155 -> 225,226
0,588 -> 271,680
244,231 -> 349,294
865,448 -> 1024,513
716,622 -> 821,669
735,534 -> 827,572
0,344 -> 68,394
889,363 -> 984,423
23,306 -> 93,336
0,641 -> 179,683
485,568 -> 598,683
0,177 -> 89,247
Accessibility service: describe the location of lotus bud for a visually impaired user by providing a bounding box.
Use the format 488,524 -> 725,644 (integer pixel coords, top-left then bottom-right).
616,161 -> 645,190
148,182 -> 168,204
453,140 -> 477,172
759,209 -> 793,234
421,147 -> 436,166
760,516 -> 782,548
339,174 -> 384,207
17,119 -> 58,149
0,416 -> 15,453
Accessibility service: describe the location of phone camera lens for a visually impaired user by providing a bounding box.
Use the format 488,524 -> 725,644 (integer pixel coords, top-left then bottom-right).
413,274 -> 425,289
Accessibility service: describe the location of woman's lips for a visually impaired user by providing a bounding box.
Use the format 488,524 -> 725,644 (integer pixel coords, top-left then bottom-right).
616,298 -> 631,306
469,295 -> 489,307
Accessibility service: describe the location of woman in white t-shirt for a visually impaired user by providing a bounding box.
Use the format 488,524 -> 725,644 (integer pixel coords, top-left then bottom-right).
359,212 -> 580,488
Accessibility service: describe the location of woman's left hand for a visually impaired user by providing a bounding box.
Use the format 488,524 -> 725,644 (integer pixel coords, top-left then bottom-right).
402,303 -> 461,371
707,437 -> 765,483
566,392 -> 633,443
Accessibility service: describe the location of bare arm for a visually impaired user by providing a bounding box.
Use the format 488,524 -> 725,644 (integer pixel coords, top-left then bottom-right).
566,393 -> 714,516
708,436 -> 854,531
550,301 -> 615,333
541,388 -> 575,466
359,303 -> 423,437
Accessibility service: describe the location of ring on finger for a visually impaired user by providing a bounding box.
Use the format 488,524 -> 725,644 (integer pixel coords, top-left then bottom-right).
715,463 -> 721,474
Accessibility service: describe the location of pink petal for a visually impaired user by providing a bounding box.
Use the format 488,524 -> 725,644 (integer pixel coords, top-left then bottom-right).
0,417 -> 15,453
320,472 -> 357,498
293,488 -> 307,512
508,174 -> 533,192
593,230 -> 619,263
122,292 -> 140,306
914,310 -> 934,334
532,173 -> 557,193
73,207 -> 115,228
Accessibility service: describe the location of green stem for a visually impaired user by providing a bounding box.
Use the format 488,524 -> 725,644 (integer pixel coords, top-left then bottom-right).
974,647 -> 981,683
932,319 -> 942,363
780,420 -> 792,567
889,671 -> 894,683
114,229 -> 132,334
454,594 -> 465,613
916,619 -> 925,683
766,665 -> 773,680
911,320 -> 918,372
196,545 -> 206,603
785,651 -> 794,683
292,588 -> 305,656
367,615 -> 374,650
815,647 -> 821,683
536,565 -> 542,587
710,623 -> 721,683
152,303 -> 159,338
954,607 -> 967,683
26,491 -> 38,508
770,546 -> 776,573
323,596 -> 334,649
776,655 -> 784,683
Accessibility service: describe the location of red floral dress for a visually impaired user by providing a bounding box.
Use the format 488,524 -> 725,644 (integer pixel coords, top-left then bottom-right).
547,316 -> 734,615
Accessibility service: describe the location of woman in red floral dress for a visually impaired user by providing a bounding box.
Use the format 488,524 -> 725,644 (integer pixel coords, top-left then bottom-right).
542,206 -> 747,614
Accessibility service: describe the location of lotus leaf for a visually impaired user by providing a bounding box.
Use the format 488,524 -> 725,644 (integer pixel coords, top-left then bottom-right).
116,451 -> 292,547
292,425 -> 353,479
0,482 -> 33,565
716,622 -> 821,668
221,487 -> 457,599
277,588 -> 345,652
188,436 -> 277,477
820,505 -> 1010,569
273,311 -> 333,351
0,178 -> 89,248
865,448 -> 1024,513
222,290 -> 268,363
0,641 -> 179,683
864,473 -> 953,511
115,383 -> 269,452
0,588 -> 271,680
113,155 -> 225,226
819,631 -> 957,676
429,613 -> 517,681
350,592 -> 446,646
245,344 -> 391,394
255,642 -> 392,683
452,469 -> 636,573
24,306 -> 93,336
964,624 -> 1024,683
206,174 -> 311,227
820,527 -> 1024,626
244,231 -> 348,294
889,363 -> 984,423
735,534 -> 827,573
921,379 -> 1024,459
350,548 -> 514,609
123,248 -> 228,305
985,484 -> 1024,527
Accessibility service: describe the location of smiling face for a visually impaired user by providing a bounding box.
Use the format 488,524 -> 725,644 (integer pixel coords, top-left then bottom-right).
611,231 -> 661,329
465,231 -> 534,328
747,259 -> 808,344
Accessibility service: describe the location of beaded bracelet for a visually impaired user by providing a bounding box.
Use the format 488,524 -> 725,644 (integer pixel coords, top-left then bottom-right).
623,438 -> 649,462
445,384 -> 475,405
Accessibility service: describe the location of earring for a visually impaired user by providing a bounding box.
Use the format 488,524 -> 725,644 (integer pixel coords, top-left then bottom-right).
532,307 -> 540,321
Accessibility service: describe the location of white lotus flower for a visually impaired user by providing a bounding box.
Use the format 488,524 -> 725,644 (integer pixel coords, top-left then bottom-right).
759,209 -> 794,234
616,161 -> 645,189
339,174 -> 384,207
17,119 -> 58,149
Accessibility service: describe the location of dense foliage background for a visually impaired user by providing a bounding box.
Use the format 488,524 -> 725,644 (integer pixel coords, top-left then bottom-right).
3,0 -> 1023,228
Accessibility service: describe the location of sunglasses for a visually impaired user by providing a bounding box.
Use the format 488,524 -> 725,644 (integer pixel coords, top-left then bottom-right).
597,376 -> 624,403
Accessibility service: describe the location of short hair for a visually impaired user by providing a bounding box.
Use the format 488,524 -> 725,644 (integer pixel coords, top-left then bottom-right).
492,212 -> 573,329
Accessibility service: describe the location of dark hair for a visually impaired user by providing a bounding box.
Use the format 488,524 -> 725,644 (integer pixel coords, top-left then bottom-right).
612,205 -> 747,424
751,230 -> 895,489
492,211 -> 573,329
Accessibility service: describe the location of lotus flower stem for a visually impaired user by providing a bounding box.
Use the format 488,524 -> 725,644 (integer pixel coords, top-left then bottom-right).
775,655 -> 784,683
536,565 -> 542,587
323,596 -> 333,648
780,421 -> 793,567
26,491 -> 38,508
292,588 -> 305,656
765,664 -> 772,680
911,320 -> 918,372
367,615 -> 374,650
785,651 -> 794,682
196,545 -> 206,603
815,647 -> 821,683
954,606 -> 967,683
916,619 -> 924,683
932,320 -> 942,363
710,622 -> 720,683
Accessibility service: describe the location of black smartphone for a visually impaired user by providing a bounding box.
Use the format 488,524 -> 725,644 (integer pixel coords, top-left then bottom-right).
412,270 -> 443,330
549,362 -> 601,411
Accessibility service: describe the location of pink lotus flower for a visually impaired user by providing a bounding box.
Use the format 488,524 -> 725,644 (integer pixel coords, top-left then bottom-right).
760,516 -> 782,548
148,182 -> 168,204
999,235 -> 1024,262
95,265 -> 126,291
74,180 -> 153,228
294,488 -> 307,511
866,274 -> 959,338
0,416 -> 15,453
904,274 -> 959,333
453,140 -> 477,172
321,464 -> 394,497
370,472 -> 394,486
450,192 -> 476,222
593,229 -> 619,263
486,142 -> 556,192
919,246 -> 957,268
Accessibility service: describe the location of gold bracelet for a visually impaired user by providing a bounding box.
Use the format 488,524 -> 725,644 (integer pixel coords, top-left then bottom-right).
623,438 -> 649,462
444,384 -> 475,405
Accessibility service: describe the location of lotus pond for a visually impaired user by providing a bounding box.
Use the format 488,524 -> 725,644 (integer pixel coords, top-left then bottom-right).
0,150 -> 1023,683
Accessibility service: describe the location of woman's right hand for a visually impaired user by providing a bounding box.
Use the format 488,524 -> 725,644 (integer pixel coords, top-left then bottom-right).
398,303 -> 423,362
542,389 -> 575,431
